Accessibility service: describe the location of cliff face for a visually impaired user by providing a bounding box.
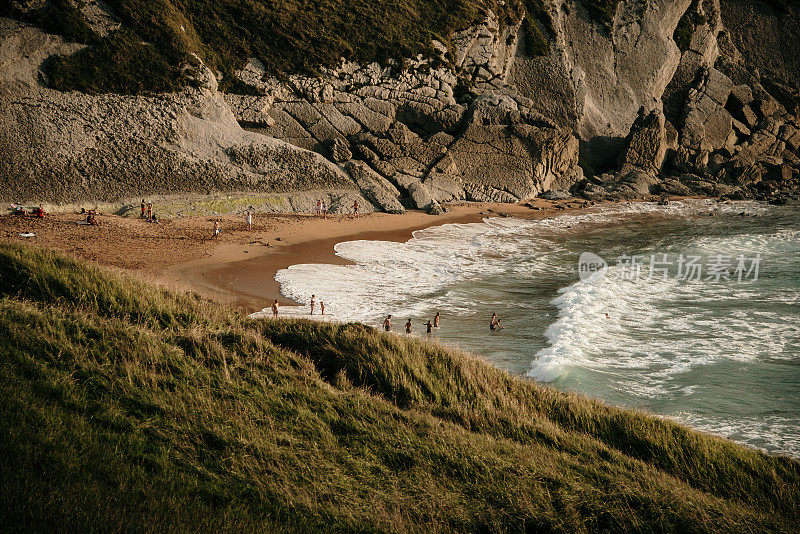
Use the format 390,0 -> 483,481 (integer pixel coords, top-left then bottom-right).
721,0 -> 800,90
243,10 -> 582,208
0,8 -> 584,211
0,19 -> 373,213
510,0 -> 691,166
0,0 -> 798,211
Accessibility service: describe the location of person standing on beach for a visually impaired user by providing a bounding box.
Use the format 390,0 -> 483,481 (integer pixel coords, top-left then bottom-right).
433,312 -> 440,328
310,294 -> 316,315
383,315 -> 392,332
246,210 -> 253,231
271,299 -> 279,318
212,219 -> 220,239
316,200 -> 322,217
322,201 -> 328,219
353,199 -> 359,218
405,319 -> 412,334
320,301 -> 325,315
146,200 -> 153,221
140,199 -> 146,219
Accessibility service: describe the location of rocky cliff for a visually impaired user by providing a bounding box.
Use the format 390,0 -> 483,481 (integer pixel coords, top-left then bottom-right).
1,0 -> 798,212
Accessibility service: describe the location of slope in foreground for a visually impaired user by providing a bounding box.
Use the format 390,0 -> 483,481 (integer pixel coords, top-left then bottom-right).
0,243 -> 798,532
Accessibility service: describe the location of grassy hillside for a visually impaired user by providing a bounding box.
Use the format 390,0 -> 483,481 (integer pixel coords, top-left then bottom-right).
4,0 -> 622,95
0,243 -> 798,532
5,0 -> 523,94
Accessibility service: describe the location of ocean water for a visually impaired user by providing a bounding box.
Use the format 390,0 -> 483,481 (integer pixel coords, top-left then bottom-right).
274,199 -> 800,458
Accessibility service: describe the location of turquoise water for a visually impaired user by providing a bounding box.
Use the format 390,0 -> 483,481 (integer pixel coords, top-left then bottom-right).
275,200 -> 800,458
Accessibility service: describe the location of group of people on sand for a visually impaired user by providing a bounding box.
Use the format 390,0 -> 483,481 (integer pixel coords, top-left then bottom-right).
315,200 -> 329,218
315,199 -> 361,218
268,294 -> 327,318
11,204 -> 46,218
383,312 -> 441,334
210,210 -> 254,240
139,199 -> 158,223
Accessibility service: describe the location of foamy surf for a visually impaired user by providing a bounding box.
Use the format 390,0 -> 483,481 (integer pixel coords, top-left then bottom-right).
249,304 -> 343,323
272,199 -> 800,457
529,228 -> 800,385
274,199 -> 756,325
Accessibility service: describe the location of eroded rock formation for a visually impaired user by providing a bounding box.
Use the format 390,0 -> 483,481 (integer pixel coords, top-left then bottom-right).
1,0 -> 798,211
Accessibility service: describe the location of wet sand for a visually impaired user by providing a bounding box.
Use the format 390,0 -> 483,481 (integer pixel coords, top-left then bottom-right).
171,202 -> 551,312
0,198 -> 605,312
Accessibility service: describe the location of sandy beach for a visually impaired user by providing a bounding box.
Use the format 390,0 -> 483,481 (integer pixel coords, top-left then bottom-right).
0,198 -> 600,312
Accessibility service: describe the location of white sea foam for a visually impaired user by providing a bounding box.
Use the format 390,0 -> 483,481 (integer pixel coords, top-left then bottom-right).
674,412 -> 800,458
527,226 -> 800,386
273,216 -> 562,324
272,199 -> 760,324
270,199 -> 799,457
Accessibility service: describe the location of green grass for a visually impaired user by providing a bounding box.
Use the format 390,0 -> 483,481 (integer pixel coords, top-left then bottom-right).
4,0 -> 99,45
7,0 -> 633,94
18,0 -> 523,94
1,242 -> 799,531
521,0 -> 553,56
581,0 -> 619,31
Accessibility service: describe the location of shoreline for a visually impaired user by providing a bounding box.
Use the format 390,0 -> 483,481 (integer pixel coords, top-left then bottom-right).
0,196 -> 688,313
165,200 -> 579,312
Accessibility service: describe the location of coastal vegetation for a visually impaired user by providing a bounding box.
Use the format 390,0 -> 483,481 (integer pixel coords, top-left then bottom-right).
6,0 -> 521,94
1,242 -> 798,531
3,0 -> 631,94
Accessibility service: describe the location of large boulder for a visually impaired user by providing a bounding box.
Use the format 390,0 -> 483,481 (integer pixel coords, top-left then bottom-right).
619,108 -> 669,176
728,84 -> 754,111
406,180 -> 436,210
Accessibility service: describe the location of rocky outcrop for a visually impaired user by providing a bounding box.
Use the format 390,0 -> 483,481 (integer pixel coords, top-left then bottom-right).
619,108 -> 670,177
2,0 -> 799,211
218,10 -> 582,208
509,0 -> 692,170
0,19 -> 374,212
0,8 -> 585,211
679,67 -> 734,152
